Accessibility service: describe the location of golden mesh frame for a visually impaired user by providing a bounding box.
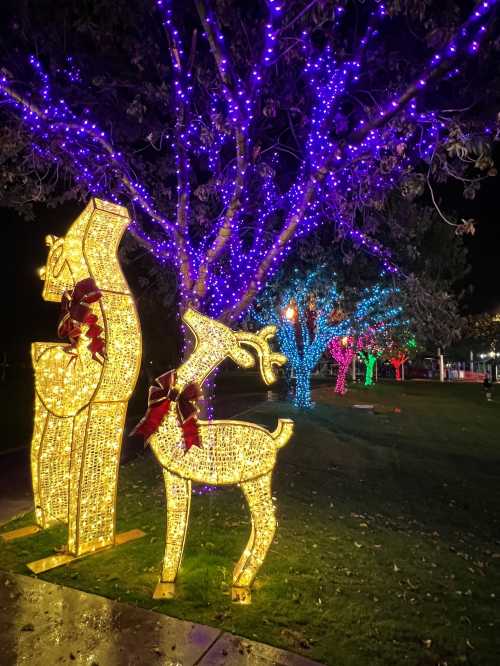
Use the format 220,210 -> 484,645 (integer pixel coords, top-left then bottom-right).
149,308 -> 294,603
2,199 -> 144,568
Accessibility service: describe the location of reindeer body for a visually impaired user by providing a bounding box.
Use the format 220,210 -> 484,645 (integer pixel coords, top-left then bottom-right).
30,198 -> 142,556
151,414 -> 291,484
147,309 -> 293,602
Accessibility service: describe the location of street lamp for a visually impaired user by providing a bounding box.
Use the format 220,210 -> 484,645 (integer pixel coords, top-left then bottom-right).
489,350 -> 498,381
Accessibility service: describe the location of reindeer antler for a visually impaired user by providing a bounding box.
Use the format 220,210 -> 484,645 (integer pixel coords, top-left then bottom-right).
235,326 -> 287,385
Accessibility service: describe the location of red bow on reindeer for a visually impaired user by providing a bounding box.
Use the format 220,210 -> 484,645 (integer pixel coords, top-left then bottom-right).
58,277 -> 106,362
131,370 -> 202,451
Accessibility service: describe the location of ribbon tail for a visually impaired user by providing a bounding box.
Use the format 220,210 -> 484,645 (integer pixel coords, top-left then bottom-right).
130,400 -> 171,444
182,418 -> 202,451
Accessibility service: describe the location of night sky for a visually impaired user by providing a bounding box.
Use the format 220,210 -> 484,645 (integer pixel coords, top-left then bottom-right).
460,169 -> 500,314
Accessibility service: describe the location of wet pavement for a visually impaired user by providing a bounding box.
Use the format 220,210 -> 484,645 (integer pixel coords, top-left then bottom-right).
0,571 -> 323,666
0,391 -> 322,666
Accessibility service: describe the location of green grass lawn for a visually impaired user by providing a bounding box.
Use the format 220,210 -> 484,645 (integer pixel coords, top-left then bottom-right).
1,380 -> 500,665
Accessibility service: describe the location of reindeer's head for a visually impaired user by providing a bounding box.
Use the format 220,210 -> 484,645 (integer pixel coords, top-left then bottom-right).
38,198 -> 122,303
39,235 -> 76,303
182,309 -> 287,386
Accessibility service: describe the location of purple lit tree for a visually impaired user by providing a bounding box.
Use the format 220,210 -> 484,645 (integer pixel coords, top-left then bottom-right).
1,0 -> 498,327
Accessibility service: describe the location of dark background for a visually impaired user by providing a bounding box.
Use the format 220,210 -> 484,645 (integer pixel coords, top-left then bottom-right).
1,173 -> 498,363
461,174 -> 500,315
0,202 -> 182,373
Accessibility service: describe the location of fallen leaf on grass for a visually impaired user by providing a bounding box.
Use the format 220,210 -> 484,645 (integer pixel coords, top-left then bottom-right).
405,578 -> 418,590
280,628 -> 313,650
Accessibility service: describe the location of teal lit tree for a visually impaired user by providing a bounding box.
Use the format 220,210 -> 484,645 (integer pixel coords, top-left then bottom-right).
357,325 -> 389,387
358,343 -> 383,387
253,270 -> 401,408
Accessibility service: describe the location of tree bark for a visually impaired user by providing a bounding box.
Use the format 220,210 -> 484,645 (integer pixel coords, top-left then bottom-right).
364,355 -> 376,386
294,368 -> 312,409
335,362 -> 349,395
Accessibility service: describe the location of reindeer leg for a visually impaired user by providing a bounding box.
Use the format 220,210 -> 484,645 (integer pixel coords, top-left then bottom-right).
154,469 -> 191,599
232,473 -> 276,603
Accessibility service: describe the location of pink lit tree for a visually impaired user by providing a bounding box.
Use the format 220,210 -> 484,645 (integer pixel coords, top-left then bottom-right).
0,0 -> 498,327
328,335 -> 364,395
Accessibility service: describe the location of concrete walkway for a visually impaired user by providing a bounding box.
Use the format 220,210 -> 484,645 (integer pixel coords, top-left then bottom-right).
0,395 -> 321,665
0,571 -> 323,666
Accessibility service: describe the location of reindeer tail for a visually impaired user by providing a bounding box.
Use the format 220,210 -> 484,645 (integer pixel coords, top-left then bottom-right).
270,419 -> 294,449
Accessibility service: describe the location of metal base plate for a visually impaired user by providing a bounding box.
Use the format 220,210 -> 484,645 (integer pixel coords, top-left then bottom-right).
231,586 -> 252,604
1,525 -> 42,542
27,528 -> 146,575
153,581 -> 176,599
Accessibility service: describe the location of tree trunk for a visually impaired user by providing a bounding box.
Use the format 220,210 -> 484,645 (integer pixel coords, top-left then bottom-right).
281,363 -> 293,401
200,372 -> 218,419
335,362 -> 349,395
364,355 -> 376,387
294,368 -> 312,408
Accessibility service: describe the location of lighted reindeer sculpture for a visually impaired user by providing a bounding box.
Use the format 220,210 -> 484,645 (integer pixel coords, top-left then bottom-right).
134,308 -> 294,603
2,199 -> 143,571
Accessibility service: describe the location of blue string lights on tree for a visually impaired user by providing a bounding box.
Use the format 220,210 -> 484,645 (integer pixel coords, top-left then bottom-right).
0,0 -> 498,322
253,269 -> 402,408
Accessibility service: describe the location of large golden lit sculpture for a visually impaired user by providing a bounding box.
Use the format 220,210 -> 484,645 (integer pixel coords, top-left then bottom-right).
134,309 -> 294,603
2,199 -> 143,570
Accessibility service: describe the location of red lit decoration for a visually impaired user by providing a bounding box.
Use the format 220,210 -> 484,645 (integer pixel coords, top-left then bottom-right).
132,370 -> 201,451
389,351 -> 409,381
58,277 -> 106,362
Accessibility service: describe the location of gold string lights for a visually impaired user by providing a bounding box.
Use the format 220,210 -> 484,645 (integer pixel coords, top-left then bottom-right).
147,309 -> 294,603
2,199 -> 144,569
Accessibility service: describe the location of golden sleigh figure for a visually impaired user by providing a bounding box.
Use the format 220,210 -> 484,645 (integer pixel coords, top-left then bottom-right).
141,309 -> 294,603
3,199 -> 144,568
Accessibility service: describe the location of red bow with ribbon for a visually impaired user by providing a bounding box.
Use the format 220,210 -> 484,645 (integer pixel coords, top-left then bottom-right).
58,277 -> 106,362
131,370 -> 202,451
